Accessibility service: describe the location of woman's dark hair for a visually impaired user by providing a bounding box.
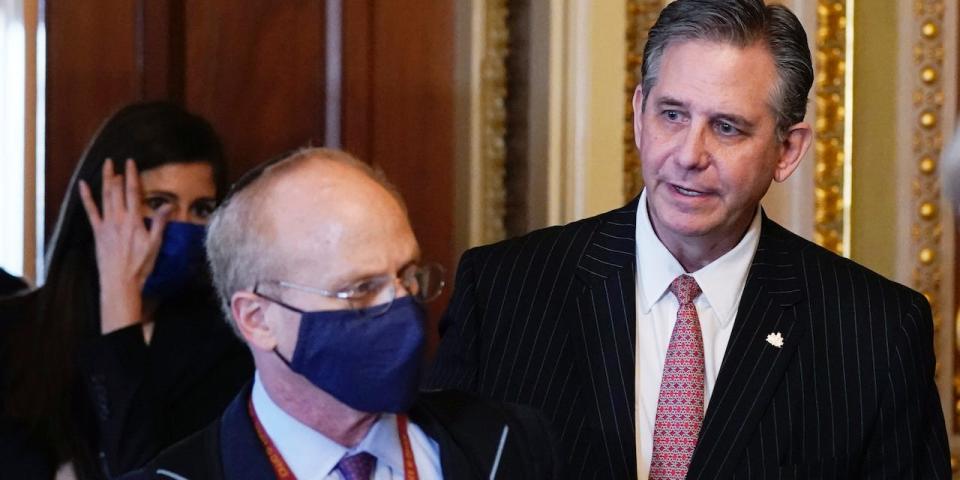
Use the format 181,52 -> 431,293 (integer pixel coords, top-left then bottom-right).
0,101 -> 226,477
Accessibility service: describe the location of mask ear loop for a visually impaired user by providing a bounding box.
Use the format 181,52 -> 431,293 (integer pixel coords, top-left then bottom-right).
252,284 -> 308,370
273,347 -> 296,368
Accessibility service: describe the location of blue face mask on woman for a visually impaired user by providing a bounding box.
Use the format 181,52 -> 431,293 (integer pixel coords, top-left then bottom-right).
142,221 -> 208,299
273,296 -> 426,413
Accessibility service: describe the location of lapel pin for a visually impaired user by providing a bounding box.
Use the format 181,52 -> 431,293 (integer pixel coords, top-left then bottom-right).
766,332 -> 784,348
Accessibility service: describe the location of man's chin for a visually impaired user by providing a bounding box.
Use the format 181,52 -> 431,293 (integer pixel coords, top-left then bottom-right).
653,211 -> 727,240
665,223 -> 716,240
649,204 -> 718,237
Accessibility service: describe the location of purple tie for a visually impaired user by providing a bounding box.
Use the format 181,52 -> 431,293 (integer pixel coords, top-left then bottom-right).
337,452 -> 376,480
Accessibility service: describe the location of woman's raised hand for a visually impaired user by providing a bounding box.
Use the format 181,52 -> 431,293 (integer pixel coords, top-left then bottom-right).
78,158 -> 171,334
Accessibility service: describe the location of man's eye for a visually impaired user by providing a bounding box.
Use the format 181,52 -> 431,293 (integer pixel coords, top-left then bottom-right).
346,278 -> 388,298
144,197 -> 169,211
714,120 -> 740,136
662,110 -> 681,122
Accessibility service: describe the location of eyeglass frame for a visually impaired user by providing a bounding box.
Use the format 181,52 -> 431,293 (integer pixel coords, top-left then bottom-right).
252,262 -> 445,319
223,151 -> 446,317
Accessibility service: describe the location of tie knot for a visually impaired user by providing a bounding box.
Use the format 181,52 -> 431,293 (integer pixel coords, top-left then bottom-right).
669,274 -> 702,305
337,451 -> 377,480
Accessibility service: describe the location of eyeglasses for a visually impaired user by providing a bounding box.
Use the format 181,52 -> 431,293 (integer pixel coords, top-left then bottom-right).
253,262 -> 445,319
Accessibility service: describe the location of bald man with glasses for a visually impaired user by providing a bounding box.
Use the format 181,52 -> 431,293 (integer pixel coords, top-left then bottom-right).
122,148 -> 560,480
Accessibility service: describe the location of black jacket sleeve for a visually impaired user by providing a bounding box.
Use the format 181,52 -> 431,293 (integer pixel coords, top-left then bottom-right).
425,248 -> 483,392
115,422 -> 223,480
79,298 -> 252,478
80,324 -> 153,476
861,291 -> 951,478
416,390 -> 566,479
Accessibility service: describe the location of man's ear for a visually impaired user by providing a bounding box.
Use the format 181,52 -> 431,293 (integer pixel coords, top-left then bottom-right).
231,291 -> 278,352
773,122 -> 813,183
633,85 -> 645,150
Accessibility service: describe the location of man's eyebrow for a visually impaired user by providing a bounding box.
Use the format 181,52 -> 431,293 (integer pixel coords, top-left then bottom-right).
325,268 -> 381,289
328,256 -> 421,289
655,96 -> 687,109
712,112 -> 756,130
654,95 -> 757,129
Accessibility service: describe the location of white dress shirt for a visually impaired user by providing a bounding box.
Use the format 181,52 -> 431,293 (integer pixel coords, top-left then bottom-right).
251,373 -> 443,479
633,190 -> 761,479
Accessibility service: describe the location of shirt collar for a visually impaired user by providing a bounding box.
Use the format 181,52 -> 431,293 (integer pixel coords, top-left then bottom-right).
353,412 -> 405,474
252,373 -> 402,477
635,190 -> 685,314
690,208 -> 761,324
635,190 -> 762,325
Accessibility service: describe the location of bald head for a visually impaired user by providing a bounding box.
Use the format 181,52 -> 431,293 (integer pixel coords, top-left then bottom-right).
206,148 -> 415,327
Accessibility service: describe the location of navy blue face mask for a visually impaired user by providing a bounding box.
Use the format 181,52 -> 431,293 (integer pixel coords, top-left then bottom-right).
273,296 -> 426,413
142,221 -> 208,299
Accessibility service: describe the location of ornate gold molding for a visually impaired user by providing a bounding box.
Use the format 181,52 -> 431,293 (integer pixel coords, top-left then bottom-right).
481,0 -> 508,243
906,0 -> 949,423
814,0 -> 852,256
624,1 -> 663,201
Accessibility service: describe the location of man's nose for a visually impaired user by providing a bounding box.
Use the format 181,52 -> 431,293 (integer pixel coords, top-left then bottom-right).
390,275 -> 413,299
675,122 -> 710,169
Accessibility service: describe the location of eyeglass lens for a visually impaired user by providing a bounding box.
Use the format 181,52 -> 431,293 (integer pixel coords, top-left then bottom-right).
351,264 -> 444,318
406,264 -> 443,303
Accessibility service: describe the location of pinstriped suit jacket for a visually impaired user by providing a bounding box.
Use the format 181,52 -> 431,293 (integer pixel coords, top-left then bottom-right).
426,196 -> 951,479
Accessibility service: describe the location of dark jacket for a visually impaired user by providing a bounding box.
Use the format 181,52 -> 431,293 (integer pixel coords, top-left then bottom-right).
122,385 -> 562,479
0,288 -> 253,479
80,290 -> 253,477
0,268 -> 28,297
427,196 -> 951,479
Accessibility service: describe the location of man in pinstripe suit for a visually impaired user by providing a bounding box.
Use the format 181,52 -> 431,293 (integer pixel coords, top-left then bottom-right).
427,0 -> 951,478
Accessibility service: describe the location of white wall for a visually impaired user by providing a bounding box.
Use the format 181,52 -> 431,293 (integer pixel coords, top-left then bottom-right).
0,0 -> 25,278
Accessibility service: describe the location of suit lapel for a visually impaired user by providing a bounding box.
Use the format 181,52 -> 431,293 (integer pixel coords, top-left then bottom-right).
569,197 -> 640,479
220,385 -> 278,480
687,216 -> 806,478
408,410 -> 478,479
409,395 -> 503,479
218,388 -> 491,480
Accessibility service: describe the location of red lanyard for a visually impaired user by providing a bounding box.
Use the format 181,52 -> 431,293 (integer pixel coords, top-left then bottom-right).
396,414 -> 419,480
248,399 -> 420,479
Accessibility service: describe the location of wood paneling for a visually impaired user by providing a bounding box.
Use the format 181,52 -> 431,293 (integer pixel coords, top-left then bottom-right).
140,0 -> 185,101
44,1 -> 455,348
23,0 -> 39,282
45,0 -> 140,236
345,0 -> 456,336
183,0 -> 325,181
341,1 -> 373,162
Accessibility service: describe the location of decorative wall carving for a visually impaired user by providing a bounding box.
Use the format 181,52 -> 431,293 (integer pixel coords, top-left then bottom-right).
813,0 -> 850,256
481,0 -> 509,243
907,0 -> 950,424
623,1 -> 663,200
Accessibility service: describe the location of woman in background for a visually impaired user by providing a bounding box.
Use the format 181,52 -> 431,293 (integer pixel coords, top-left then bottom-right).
0,102 -> 252,479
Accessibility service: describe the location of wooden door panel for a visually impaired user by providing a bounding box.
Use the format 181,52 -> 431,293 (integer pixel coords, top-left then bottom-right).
44,1 -> 455,352
183,0 -> 325,181
345,0 -> 455,334
45,0 -> 141,235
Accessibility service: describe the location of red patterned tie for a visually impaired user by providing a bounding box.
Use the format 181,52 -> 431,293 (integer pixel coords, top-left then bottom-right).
649,274 -> 704,480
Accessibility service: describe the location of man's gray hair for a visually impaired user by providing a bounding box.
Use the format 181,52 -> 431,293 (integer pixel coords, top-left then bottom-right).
204,147 -> 403,332
640,0 -> 813,137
